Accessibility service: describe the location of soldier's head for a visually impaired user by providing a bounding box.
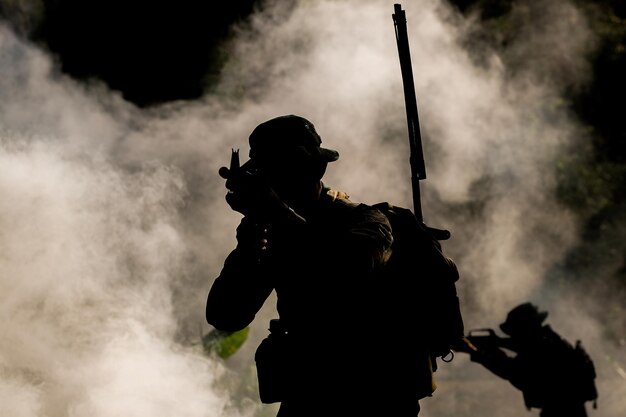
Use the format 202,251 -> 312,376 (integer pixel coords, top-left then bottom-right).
246,115 -> 339,205
499,302 -> 548,337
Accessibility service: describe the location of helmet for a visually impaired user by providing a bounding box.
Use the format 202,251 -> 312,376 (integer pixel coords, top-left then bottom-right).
499,302 -> 548,336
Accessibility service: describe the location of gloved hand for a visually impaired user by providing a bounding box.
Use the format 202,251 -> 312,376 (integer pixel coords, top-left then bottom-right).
235,217 -> 271,256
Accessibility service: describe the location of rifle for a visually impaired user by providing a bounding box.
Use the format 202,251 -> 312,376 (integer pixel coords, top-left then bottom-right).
218,149 -> 306,223
392,4 -> 450,241
461,328 -> 518,352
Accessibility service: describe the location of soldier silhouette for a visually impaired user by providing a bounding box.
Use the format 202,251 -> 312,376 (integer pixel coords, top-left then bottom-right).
205,114 -> 461,417
457,302 -> 598,417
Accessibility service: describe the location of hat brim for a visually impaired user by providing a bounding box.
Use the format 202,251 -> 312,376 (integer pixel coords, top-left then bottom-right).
319,147 -> 339,162
249,145 -> 339,163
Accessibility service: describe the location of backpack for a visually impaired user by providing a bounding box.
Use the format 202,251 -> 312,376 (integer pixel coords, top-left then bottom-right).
571,339 -> 599,407
372,202 -> 465,370
521,330 -> 598,410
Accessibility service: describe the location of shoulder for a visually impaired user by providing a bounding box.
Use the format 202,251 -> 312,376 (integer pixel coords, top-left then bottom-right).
321,187 -> 392,245
322,187 -> 386,219
542,326 -> 574,350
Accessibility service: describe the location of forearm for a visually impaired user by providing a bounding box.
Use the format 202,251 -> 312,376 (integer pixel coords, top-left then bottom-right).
206,231 -> 274,331
471,348 -> 516,381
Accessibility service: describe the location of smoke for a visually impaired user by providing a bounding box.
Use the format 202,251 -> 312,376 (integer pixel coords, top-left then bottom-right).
0,0 -> 624,416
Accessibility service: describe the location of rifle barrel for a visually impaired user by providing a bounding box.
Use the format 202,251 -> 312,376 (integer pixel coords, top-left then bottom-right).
392,4 -> 426,222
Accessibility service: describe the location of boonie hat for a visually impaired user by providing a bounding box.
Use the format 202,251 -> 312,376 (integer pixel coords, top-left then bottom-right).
248,115 -> 339,163
499,302 -> 548,336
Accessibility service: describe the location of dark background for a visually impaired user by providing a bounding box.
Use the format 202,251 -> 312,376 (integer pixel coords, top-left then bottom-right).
15,0 -> 260,107
2,0 -> 622,163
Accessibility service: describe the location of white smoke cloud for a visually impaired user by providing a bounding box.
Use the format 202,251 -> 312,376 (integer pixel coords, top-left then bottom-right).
0,120 -> 236,416
1,0 -> 624,416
